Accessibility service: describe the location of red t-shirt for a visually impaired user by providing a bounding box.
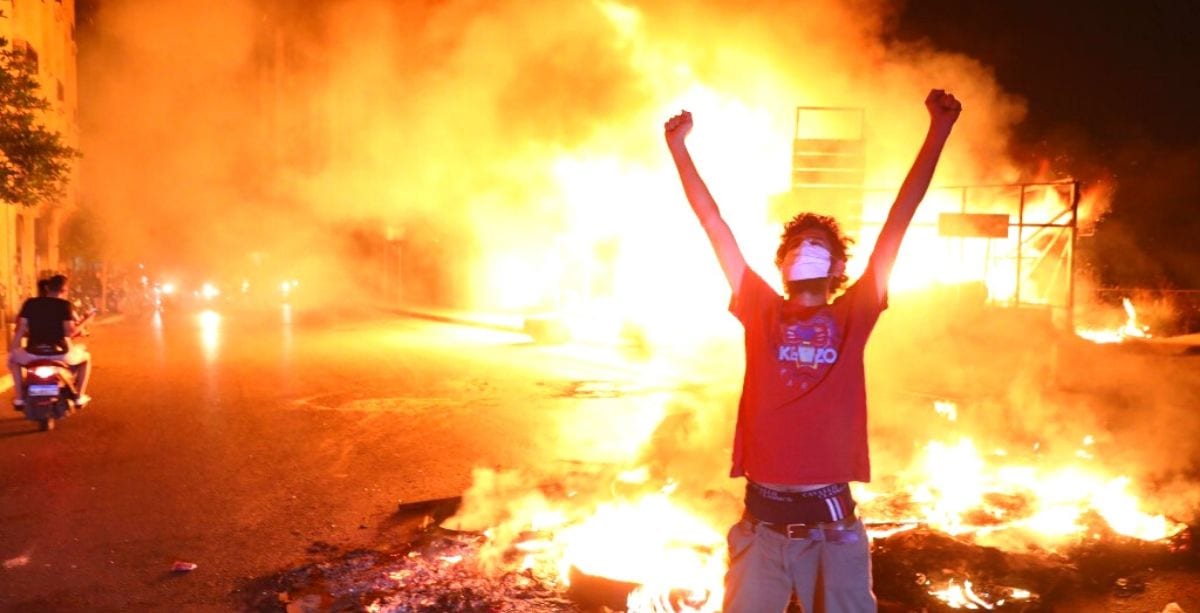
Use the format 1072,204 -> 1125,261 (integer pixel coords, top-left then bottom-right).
729,268 -> 886,484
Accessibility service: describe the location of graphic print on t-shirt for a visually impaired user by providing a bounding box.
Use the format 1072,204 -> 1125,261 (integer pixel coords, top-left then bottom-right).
776,310 -> 841,391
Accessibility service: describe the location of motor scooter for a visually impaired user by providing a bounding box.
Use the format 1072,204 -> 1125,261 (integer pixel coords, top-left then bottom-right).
17,310 -> 94,432
19,345 -> 80,431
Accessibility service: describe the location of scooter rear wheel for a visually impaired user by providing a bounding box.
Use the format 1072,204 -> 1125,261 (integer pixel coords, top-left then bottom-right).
38,417 -> 54,431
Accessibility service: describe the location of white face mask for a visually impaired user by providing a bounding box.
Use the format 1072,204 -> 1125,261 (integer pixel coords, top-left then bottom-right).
785,240 -> 832,281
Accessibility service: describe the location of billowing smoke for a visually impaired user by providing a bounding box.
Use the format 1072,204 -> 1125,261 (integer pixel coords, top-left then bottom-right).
79,0 -> 1030,307
76,0 -> 1197,545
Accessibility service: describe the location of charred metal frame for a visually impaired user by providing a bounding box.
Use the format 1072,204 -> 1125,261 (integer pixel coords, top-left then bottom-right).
786,107 -> 1081,329
862,180 -> 1082,329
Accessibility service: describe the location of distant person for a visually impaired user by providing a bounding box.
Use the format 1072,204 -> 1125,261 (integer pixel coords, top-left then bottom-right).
9,274 -> 93,408
664,89 -> 961,612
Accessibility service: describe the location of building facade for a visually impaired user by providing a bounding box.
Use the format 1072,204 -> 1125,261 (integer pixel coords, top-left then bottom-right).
0,0 -> 79,316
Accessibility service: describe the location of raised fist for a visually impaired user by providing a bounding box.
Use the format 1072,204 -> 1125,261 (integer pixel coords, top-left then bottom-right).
664,110 -> 693,147
925,89 -> 962,130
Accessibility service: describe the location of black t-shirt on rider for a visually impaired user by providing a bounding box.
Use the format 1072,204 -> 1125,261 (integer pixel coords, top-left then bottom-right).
19,297 -> 74,350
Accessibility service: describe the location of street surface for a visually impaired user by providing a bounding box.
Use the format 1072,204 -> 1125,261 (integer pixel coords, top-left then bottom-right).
3,303 -> 1198,612
0,305 -> 679,611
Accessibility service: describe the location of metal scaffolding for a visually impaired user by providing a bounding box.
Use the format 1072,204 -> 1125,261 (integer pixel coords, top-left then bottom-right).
862,180 -> 1082,328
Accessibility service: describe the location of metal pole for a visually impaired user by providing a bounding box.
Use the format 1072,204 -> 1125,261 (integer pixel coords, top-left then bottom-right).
1066,181 -> 1080,331
1015,185 -> 1025,307
959,186 -> 967,285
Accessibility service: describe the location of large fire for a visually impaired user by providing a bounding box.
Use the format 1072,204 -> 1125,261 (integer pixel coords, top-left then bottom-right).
405,4 -> 1185,610
446,121 -> 1173,609
448,395 -> 1185,611
445,50 -> 1174,613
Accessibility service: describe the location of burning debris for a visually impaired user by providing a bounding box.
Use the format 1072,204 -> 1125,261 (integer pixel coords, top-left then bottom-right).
245,499 -> 575,613
245,464 -> 1197,612
1077,297 -> 1153,344
244,508 -> 1197,612
263,529 -> 573,612
873,517 -> 1196,611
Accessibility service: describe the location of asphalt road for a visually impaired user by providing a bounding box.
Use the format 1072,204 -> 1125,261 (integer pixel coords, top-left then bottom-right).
3,304 -> 1198,612
0,305 -> 664,611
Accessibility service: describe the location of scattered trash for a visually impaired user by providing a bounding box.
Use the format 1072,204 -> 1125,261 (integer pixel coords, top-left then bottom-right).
1162,603 -> 1186,613
3,555 -> 30,569
171,561 -> 198,573
1112,575 -> 1146,598
306,541 -> 338,555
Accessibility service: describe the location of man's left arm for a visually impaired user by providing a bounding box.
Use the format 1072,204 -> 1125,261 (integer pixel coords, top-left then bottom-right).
867,89 -> 961,302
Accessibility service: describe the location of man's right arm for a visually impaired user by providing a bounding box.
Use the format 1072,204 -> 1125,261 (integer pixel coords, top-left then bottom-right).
664,111 -> 748,293
10,319 -> 27,352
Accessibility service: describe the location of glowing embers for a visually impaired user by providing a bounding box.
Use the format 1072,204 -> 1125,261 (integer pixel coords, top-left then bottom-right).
924,575 -> 1035,610
1077,297 -> 1152,344
449,468 -> 730,613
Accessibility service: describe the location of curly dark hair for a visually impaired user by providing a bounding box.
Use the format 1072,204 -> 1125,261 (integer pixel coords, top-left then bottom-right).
774,212 -> 854,292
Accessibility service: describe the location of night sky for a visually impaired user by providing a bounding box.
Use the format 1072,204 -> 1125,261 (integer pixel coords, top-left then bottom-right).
893,0 -> 1200,289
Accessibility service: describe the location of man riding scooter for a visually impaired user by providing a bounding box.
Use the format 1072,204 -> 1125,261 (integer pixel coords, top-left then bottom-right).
9,274 -> 93,409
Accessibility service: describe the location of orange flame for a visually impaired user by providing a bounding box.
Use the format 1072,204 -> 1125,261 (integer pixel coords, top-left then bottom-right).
453,411 -> 1183,608
928,577 -> 1034,609
1076,297 -> 1152,344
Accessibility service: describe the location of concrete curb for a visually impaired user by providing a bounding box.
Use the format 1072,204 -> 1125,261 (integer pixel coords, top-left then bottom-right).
394,308 -> 527,335
396,308 -> 583,345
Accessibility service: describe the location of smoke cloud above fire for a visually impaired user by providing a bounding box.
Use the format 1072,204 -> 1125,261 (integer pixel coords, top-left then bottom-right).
78,0 -> 1197,532
80,0 -> 1032,301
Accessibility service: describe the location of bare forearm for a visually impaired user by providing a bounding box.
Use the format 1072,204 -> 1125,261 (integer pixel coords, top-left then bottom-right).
888,128 -> 950,231
663,110 -> 749,291
668,142 -> 747,290
669,142 -> 723,223
872,125 -> 952,267
10,322 -> 25,351
866,86 -> 961,301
